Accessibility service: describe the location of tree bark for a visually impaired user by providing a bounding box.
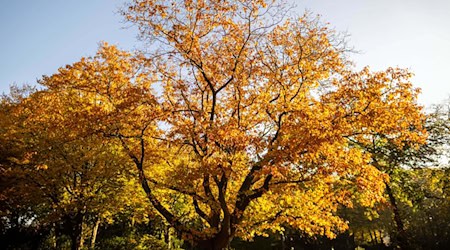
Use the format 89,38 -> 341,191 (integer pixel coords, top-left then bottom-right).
54,222 -> 64,250
385,182 -> 410,250
197,233 -> 233,250
369,229 -> 375,245
90,217 -> 100,250
69,212 -> 85,250
79,221 -> 85,250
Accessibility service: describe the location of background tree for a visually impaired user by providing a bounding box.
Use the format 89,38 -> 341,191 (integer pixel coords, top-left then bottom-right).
0,83 -> 152,250
0,86 -> 51,250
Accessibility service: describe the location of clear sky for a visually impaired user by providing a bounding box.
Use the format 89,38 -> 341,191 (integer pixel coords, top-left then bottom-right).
1,0 -> 449,107
304,0 -> 450,107
0,0 -> 137,93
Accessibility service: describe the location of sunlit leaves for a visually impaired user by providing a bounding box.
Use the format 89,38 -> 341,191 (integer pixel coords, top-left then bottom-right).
118,0 -> 427,245
1,0 -> 428,248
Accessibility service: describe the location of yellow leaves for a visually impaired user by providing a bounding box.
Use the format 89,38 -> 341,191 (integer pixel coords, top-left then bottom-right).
0,0 -> 429,245
322,67 -> 426,153
72,69 -> 82,79
241,181 -> 350,240
354,165 -> 388,207
121,1 -> 426,237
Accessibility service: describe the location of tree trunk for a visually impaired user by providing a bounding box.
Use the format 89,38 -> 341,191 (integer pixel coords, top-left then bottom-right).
369,229 -> 375,245
373,230 -> 379,245
90,217 -> 100,250
197,232 -> 234,250
164,227 -> 169,245
70,232 -> 79,250
385,182 -> 410,250
54,222 -> 65,250
79,221 -> 85,250
70,212 -> 85,250
52,223 -> 57,249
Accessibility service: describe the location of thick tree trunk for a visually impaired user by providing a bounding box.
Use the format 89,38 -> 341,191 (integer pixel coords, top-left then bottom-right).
385,182 -> 410,250
70,232 -> 79,250
69,212 -> 85,250
197,231 -> 234,250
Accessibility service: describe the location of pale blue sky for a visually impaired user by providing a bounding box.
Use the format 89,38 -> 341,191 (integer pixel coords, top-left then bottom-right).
0,0 -> 137,93
1,0 -> 449,106
304,0 -> 450,107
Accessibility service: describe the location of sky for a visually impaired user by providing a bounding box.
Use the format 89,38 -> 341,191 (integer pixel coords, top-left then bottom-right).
1,0 -> 449,107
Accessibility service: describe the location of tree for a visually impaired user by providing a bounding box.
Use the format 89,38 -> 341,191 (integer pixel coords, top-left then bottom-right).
345,97 -> 450,250
0,84 -> 151,250
0,86 -> 52,250
17,0 -> 426,249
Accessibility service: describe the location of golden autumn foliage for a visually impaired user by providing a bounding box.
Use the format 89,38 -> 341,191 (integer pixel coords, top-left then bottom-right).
1,1 -> 427,249
0,83 -> 152,249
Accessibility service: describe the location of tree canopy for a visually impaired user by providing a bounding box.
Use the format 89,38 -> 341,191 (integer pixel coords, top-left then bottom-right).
0,1 -> 433,249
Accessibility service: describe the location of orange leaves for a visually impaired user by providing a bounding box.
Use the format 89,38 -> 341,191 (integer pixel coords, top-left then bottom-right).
37,43 -> 161,141
0,0 -> 428,245
120,0 -> 428,242
324,67 -> 426,149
